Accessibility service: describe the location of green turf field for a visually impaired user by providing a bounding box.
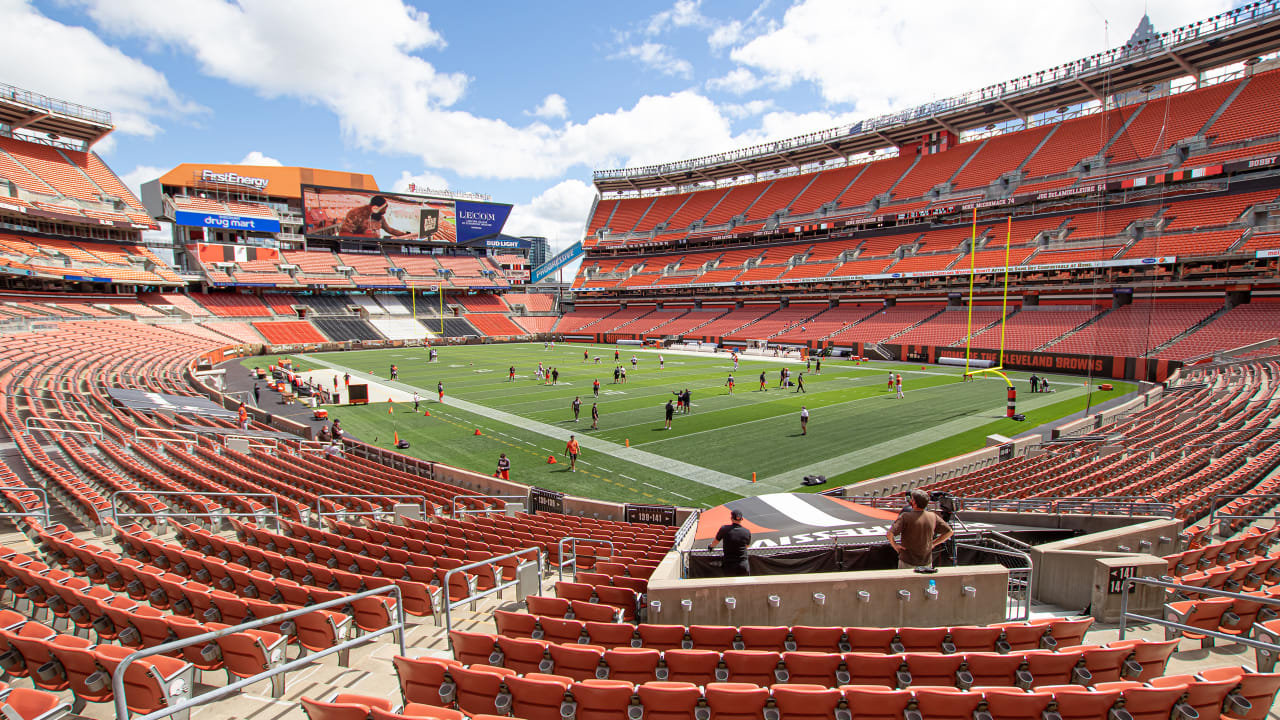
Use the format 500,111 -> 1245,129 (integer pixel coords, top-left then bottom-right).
251,343 -> 1134,507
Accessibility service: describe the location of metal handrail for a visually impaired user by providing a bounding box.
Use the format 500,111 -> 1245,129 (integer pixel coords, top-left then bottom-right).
450,494 -> 524,517
837,495 -> 1175,518
1118,576 -> 1280,653
23,417 -> 101,438
132,427 -> 199,446
221,434 -> 278,450
0,486 -> 49,527
556,537 -> 616,581
444,547 -> 543,642
1209,494 -> 1280,537
110,490 -> 283,533
672,509 -> 700,549
316,494 -> 428,523
954,538 -> 1034,622
111,583 -> 405,720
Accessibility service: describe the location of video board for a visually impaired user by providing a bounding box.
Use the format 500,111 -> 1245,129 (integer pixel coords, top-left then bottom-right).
301,185 -> 511,244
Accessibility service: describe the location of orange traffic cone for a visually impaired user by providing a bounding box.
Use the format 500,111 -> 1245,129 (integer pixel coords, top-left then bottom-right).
474,428 -> 482,436
546,455 -> 558,464
751,472 -> 757,483
393,431 -> 399,445
423,410 -> 430,416
625,438 -> 630,447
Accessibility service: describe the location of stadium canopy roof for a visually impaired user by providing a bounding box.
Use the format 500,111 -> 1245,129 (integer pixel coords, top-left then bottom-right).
0,81 -> 113,147
594,3 -> 1280,193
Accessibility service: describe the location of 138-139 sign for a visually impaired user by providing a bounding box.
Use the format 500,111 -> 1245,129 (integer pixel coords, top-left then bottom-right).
625,504 -> 677,526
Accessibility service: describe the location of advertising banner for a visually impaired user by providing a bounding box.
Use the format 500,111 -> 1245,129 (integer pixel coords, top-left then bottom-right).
175,210 -> 280,234
302,185 -> 510,244
454,200 -> 513,243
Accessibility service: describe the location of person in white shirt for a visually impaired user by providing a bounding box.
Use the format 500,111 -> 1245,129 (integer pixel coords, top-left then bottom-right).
800,406 -> 810,435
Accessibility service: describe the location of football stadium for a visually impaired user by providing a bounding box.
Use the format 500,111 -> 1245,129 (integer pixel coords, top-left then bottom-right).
3,4 -> 1280,720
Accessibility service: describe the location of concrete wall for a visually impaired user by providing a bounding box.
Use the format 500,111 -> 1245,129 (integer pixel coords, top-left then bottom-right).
1031,518 -> 1182,621
645,553 -> 1010,627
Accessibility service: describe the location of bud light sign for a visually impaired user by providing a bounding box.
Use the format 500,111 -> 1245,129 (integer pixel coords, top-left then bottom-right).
454,200 -> 512,243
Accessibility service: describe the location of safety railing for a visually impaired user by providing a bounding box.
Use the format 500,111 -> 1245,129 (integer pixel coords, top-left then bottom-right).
221,433 -> 278,450
23,417 -> 101,439
1209,494 -> 1280,538
110,490 -> 283,534
295,440 -> 331,455
838,495 -> 1175,518
132,427 -> 199,446
672,509 -> 700,550
1118,577 -> 1280,670
0,485 -> 49,528
450,494 -> 524,517
556,537 -> 616,581
315,494 -> 429,524
954,535 -> 1033,622
111,583 -> 405,720
444,547 -> 543,641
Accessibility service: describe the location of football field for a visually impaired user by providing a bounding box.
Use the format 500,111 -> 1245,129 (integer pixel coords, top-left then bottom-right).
266,343 -> 1133,507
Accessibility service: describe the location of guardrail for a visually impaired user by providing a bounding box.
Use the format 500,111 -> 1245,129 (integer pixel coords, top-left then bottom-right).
0,485 -> 49,528
1208,494 -> 1280,538
836,495 -> 1175,518
556,537 -> 616,581
954,535 -> 1033,622
110,490 -> 283,534
1118,576 -> 1280,671
111,583 -> 405,720
221,433 -> 278,450
672,509 -> 700,550
23,417 -> 101,439
444,547 -> 543,642
315,494 -> 429,524
451,494 -> 524,517
132,427 -> 199,446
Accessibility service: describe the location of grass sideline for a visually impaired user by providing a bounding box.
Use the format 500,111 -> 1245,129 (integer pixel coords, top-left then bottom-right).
248,343 -> 1134,505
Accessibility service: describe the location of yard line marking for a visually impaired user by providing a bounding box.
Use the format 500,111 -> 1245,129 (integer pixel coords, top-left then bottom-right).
293,354 -> 754,493
643,482 -> 661,490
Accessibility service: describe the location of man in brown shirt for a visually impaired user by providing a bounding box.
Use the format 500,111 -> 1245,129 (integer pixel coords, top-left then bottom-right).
338,196 -> 413,238
887,489 -> 953,569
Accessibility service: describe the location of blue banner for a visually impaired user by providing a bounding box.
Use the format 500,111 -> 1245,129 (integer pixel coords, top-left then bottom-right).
454,200 -> 512,243
531,241 -> 583,284
175,210 -> 281,234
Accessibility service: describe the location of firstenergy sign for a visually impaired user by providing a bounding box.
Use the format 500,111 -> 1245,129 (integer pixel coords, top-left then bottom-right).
200,169 -> 269,191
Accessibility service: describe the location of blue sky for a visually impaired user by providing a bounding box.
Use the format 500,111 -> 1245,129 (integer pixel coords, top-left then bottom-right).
0,0 -> 1233,256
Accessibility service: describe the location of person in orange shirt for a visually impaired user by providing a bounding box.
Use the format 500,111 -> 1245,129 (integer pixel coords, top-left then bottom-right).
565,435 -> 580,472
237,402 -> 249,430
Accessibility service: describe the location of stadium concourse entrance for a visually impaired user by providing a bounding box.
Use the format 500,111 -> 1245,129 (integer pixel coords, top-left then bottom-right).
687,493 -> 1062,578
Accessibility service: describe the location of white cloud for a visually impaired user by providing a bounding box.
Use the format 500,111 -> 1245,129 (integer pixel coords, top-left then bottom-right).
119,164 -> 167,202
646,0 -> 705,35
391,170 -> 450,194
706,68 -> 763,95
720,99 -> 776,119
729,0 -> 1230,115
238,151 -> 282,167
613,43 -> 693,78
0,0 -> 200,136
530,94 -> 569,120
504,179 -> 597,253
707,21 -> 744,50
68,0 -> 743,180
